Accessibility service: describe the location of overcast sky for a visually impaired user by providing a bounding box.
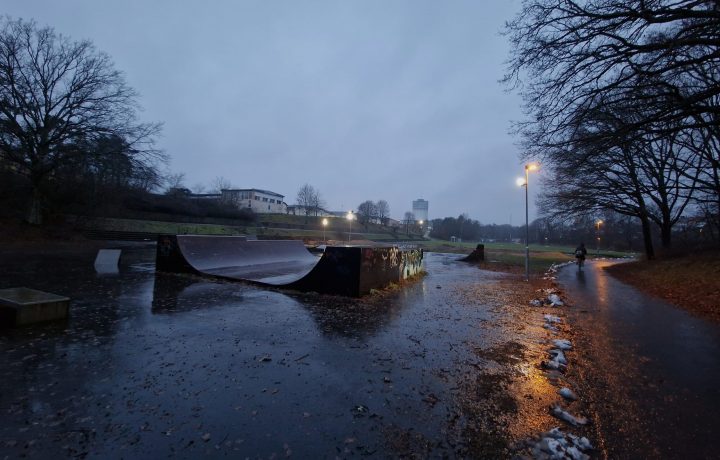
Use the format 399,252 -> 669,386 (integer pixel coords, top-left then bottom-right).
6,0 -> 541,224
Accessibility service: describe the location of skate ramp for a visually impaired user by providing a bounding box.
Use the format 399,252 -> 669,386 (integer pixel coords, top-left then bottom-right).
156,235 -> 423,296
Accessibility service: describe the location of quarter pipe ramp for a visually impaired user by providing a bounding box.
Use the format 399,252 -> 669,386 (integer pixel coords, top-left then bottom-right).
156,235 -> 423,296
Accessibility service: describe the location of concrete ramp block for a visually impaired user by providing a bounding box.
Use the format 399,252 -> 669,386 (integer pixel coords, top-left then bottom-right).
0,287 -> 70,327
95,249 -> 122,274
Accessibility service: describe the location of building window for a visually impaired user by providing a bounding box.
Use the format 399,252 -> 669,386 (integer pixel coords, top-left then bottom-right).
263,197 -> 268,202
254,196 -> 259,200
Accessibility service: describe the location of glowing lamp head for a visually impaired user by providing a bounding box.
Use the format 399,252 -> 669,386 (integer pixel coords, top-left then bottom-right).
516,177 -> 527,187
525,162 -> 540,172
346,211 -> 354,221
322,218 -> 328,226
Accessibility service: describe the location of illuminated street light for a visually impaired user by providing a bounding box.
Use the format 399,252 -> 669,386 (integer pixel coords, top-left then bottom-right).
346,211 -> 354,243
596,220 -> 604,256
518,163 -> 539,281
322,218 -> 328,243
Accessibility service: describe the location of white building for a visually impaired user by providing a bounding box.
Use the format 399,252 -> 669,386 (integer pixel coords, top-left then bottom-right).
286,205 -> 335,217
221,188 -> 287,214
412,199 -> 429,222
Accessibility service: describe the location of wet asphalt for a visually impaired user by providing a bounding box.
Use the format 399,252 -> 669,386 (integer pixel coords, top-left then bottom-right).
0,246 -> 528,458
558,260 -> 720,459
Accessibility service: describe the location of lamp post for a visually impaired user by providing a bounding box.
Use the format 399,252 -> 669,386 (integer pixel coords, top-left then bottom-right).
322,218 -> 328,243
517,163 -> 539,281
346,211 -> 354,243
596,220 -> 603,256
418,220 -> 423,236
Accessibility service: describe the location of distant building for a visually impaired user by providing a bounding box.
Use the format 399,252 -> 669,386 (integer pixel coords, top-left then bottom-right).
412,199 -> 429,222
188,193 -> 222,201
286,205 -> 333,217
221,188 -> 287,214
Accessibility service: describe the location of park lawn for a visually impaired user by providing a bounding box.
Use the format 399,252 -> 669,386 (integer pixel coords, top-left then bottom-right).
480,249 -> 573,274
90,217 -> 246,235
418,240 -> 577,274
605,251 -> 720,323
86,216 -> 413,242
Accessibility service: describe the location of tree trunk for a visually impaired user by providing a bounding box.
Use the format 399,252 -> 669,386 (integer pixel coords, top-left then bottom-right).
639,212 -> 655,260
660,221 -> 672,249
27,186 -> 43,225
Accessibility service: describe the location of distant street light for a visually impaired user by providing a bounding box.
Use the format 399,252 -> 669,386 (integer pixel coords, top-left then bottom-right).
322,218 -> 328,243
518,163 -> 539,281
596,220 -> 604,256
346,211 -> 354,243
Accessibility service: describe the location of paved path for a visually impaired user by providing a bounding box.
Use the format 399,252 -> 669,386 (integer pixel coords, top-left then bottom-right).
557,260 -> 720,459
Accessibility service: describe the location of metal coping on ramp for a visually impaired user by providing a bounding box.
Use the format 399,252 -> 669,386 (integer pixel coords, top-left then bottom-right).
156,235 -> 424,297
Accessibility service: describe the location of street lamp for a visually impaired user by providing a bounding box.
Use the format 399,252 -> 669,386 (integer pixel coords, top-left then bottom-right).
518,162 -> 539,281
418,220 -> 424,235
596,220 -> 603,256
322,218 -> 328,243
346,211 -> 354,243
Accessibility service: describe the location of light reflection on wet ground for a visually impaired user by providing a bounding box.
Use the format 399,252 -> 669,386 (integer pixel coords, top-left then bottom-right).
1,246 -> 541,458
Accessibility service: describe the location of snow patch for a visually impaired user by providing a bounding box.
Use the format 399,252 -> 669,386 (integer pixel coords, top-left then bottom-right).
558,387 -> 578,401
553,339 -> 572,350
549,349 -> 567,365
548,294 -> 564,306
544,314 -> 562,323
530,427 -> 593,460
551,405 -> 588,426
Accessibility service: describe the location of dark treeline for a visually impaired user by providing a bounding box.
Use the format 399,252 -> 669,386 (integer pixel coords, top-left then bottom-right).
430,211 -> 709,253
0,17 -> 254,225
504,1 -> 720,259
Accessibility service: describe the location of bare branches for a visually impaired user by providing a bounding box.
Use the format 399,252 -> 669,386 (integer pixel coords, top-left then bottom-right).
0,17 -> 162,222
505,0 -> 720,252
505,0 -> 720,144
295,184 -> 324,216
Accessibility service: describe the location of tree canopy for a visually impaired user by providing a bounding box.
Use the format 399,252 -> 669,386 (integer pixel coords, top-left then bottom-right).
0,17 -> 162,223
504,1 -> 720,256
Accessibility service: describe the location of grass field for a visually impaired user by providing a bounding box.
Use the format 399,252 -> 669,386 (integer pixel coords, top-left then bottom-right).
416,239 -> 632,273
89,217 -> 633,274
88,216 -> 422,242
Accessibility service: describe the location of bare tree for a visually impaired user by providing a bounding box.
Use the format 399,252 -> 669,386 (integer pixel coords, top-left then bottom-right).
504,1 -> 720,147
0,17 -> 162,223
296,184 -> 313,216
376,200 -> 390,225
403,211 -> 415,235
311,189 -> 325,216
209,176 -> 232,193
504,1 -> 720,254
537,100 -> 699,258
296,183 -> 324,216
164,173 -> 186,192
357,200 -> 377,225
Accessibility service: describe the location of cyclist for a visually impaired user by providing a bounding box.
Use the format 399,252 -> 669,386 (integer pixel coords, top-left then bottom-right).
575,243 -> 587,269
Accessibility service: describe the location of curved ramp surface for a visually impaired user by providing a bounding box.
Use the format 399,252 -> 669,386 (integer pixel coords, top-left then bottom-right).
177,236 -> 319,285
156,235 -> 423,296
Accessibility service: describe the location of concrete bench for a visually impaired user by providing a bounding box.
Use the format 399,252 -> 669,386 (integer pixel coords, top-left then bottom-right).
0,288 -> 70,327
